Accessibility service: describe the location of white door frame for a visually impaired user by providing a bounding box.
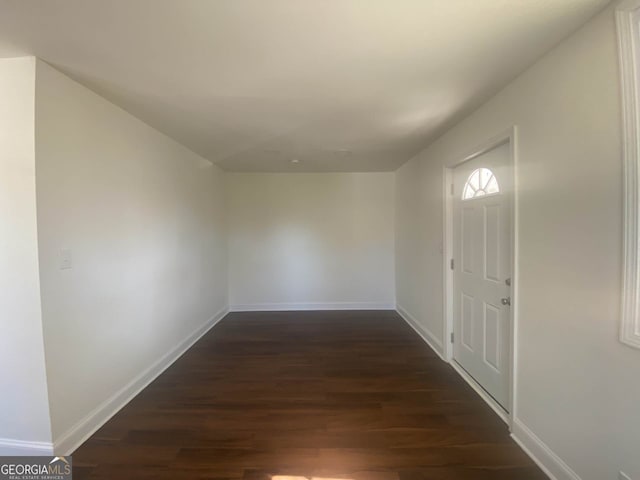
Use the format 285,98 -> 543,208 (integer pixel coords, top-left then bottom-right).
442,126 -> 519,430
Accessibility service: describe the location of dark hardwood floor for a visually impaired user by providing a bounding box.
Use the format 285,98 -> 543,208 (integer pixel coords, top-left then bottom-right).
73,310 -> 546,479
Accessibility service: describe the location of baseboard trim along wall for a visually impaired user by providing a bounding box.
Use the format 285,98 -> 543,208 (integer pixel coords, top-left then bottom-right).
395,305 -> 446,360
511,419 -> 582,480
0,438 -> 54,456
229,302 -> 396,312
53,306 -> 229,456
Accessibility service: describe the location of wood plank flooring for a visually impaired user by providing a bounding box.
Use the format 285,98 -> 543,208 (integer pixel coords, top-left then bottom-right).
72,310 -> 546,479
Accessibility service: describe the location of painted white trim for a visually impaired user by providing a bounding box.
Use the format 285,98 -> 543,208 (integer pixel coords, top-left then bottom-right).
616,0 -> 640,350
442,126 -> 519,429
511,418 -> 582,480
229,302 -> 396,312
510,127 -> 521,427
396,305 -> 446,361
450,360 -> 509,424
0,438 -> 54,456
619,0 -> 640,14
53,306 -> 229,455
443,165 -> 454,361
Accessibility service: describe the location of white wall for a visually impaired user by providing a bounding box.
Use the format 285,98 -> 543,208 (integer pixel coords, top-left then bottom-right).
0,57 -> 53,452
227,173 -> 395,310
395,4 -> 639,480
34,60 -> 228,449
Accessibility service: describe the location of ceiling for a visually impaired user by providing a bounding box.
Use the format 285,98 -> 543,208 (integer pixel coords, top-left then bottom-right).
0,0 -> 610,172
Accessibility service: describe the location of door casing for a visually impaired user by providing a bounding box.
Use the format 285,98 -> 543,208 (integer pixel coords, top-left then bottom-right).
443,126 -> 518,430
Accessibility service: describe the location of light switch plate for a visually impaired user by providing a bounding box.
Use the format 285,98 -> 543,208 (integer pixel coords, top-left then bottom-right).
60,249 -> 72,270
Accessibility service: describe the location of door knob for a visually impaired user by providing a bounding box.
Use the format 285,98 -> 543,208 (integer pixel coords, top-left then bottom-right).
501,297 -> 511,306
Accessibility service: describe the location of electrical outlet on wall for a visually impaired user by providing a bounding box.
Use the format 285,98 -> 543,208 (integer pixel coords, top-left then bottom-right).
59,249 -> 72,270
619,471 -> 632,480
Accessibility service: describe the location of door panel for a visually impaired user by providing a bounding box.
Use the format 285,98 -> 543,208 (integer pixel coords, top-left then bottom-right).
483,302 -> 500,371
462,206 -> 475,274
461,293 -> 474,350
453,143 -> 511,411
484,204 -> 500,282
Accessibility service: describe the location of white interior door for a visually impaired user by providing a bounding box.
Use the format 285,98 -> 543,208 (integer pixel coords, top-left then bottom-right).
452,143 -> 512,411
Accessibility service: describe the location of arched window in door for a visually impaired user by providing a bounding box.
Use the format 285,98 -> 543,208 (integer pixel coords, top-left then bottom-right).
462,168 -> 500,200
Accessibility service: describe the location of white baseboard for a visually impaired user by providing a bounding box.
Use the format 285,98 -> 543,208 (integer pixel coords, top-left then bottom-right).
511,418 -> 582,480
396,305 -> 446,360
0,438 -> 53,456
229,302 -> 396,312
53,306 -> 229,455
